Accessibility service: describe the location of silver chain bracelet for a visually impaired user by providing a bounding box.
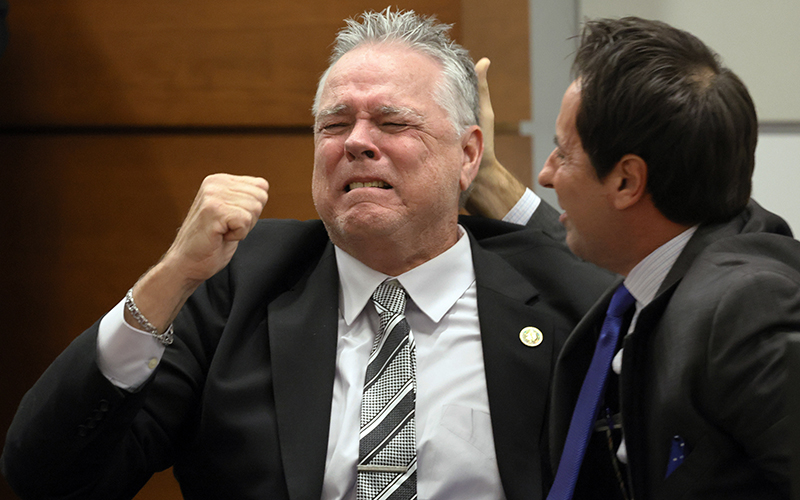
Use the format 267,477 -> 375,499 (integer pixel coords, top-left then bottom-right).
124,288 -> 174,346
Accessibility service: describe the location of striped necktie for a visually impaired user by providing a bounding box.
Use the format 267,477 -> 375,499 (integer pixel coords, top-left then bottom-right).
357,279 -> 417,500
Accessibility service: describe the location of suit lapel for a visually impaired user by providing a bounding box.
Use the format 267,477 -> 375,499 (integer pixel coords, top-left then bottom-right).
615,219 -> 741,493
658,211 -> 748,296
265,226 -> 586,499
619,217 -> 744,495
470,236 -> 558,500
268,244 -> 340,500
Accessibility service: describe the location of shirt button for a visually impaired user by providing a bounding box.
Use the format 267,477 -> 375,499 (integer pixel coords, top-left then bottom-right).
148,358 -> 159,370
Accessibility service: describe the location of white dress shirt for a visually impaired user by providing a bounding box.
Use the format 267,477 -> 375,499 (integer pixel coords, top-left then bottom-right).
324,226 -> 503,499
612,225 -> 697,463
504,188 -> 541,226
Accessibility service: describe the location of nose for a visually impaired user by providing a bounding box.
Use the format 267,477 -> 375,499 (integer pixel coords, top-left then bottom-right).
538,149 -> 557,188
345,119 -> 379,161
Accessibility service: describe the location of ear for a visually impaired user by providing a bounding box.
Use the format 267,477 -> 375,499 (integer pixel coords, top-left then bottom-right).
608,154 -> 648,210
459,125 -> 484,191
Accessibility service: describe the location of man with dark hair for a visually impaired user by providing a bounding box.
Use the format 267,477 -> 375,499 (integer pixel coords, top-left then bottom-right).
571,17 -> 756,226
537,17 -> 800,500
1,9 -> 611,500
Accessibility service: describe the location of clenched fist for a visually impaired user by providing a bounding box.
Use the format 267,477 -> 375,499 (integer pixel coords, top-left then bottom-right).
164,174 -> 270,284
128,174 -> 269,332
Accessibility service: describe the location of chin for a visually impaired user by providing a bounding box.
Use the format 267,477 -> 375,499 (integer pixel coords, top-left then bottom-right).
327,211 -> 400,242
565,233 -> 585,260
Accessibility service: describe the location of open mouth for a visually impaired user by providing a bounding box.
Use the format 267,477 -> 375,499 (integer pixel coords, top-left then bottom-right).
345,181 -> 392,192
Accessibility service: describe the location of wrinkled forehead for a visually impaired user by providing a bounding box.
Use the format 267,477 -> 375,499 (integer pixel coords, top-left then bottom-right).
558,82 -> 582,130
314,43 -> 444,115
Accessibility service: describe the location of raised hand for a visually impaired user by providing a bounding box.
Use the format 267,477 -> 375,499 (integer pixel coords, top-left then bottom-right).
464,58 -> 526,219
164,174 -> 270,284
476,57 -> 497,174
127,174 -> 269,332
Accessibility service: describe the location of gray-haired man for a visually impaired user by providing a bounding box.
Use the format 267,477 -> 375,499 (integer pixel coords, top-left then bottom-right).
2,9 -> 610,499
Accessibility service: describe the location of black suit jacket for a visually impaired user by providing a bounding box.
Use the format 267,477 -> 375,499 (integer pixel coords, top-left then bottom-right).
526,197 -> 565,243
550,201 -> 800,499
2,215 -> 612,500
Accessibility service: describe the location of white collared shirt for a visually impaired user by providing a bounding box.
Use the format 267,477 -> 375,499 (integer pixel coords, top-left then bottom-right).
324,226 -> 503,499
623,225 -> 698,333
612,225 -> 698,463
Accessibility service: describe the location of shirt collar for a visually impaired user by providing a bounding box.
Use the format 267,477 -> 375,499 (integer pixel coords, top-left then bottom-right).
335,225 -> 475,325
624,226 -> 698,308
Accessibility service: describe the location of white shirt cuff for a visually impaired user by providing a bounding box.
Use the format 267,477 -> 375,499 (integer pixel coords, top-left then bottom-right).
502,188 -> 541,225
97,298 -> 166,391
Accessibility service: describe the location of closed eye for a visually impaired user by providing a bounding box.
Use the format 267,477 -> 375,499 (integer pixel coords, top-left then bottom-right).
552,136 -> 567,162
380,122 -> 410,131
317,122 -> 350,133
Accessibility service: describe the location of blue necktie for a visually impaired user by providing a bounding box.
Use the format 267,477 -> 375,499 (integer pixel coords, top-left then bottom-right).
548,284 -> 635,500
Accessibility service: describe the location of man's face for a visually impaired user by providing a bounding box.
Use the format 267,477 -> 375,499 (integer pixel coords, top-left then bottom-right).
538,81 -> 618,267
312,43 -> 479,260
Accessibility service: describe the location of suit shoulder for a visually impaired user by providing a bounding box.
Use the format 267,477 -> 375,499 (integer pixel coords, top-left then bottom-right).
236,218 -> 329,259
673,233 -> 800,328
693,231 -> 800,283
463,216 -> 616,321
223,218 -> 332,291
459,215 -> 564,250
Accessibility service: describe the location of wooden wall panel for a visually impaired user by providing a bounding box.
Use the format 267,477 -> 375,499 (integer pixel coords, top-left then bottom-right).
461,0 -> 530,124
0,0 -> 459,127
0,132 -> 315,364
461,0 -> 533,188
495,135 -> 534,189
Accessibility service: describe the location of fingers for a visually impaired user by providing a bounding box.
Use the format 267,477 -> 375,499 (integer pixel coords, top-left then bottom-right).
167,173 -> 270,282
476,57 -> 494,133
124,174 -> 269,326
475,58 -> 496,170
202,174 -> 269,241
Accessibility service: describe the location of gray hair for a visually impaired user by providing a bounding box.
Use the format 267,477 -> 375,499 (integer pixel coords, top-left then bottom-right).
312,8 -> 479,134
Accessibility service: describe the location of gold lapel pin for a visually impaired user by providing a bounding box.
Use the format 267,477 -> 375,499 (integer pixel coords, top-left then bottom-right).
519,326 -> 544,347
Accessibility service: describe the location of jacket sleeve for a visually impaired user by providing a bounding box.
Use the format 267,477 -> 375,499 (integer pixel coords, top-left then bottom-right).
1,270 -> 232,499
526,198 -> 566,244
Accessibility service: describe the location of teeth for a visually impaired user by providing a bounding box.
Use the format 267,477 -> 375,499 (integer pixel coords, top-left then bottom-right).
348,181 -> 390,191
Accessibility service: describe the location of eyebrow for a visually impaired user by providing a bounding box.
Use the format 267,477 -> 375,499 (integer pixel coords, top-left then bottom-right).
379,106 -> 423,121
315,104 -> 423,121
316,104 -> 349,119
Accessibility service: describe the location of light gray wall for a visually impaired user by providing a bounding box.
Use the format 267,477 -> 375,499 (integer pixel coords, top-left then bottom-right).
580,0 -> 800,123
753,128 -> 800,233
525,1 -> 579,209
528,0 -> 800,233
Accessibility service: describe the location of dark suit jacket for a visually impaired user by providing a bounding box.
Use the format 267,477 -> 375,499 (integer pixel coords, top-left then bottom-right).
3,214 -> 612,500
527,198 -> 566,243
550,201 -> 800,499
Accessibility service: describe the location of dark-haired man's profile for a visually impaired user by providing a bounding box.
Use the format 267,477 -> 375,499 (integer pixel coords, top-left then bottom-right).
537,17 -> 800,500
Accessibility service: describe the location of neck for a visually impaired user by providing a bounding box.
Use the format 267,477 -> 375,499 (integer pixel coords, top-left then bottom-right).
616,214 -> 692,277
331,224 -> 460,277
